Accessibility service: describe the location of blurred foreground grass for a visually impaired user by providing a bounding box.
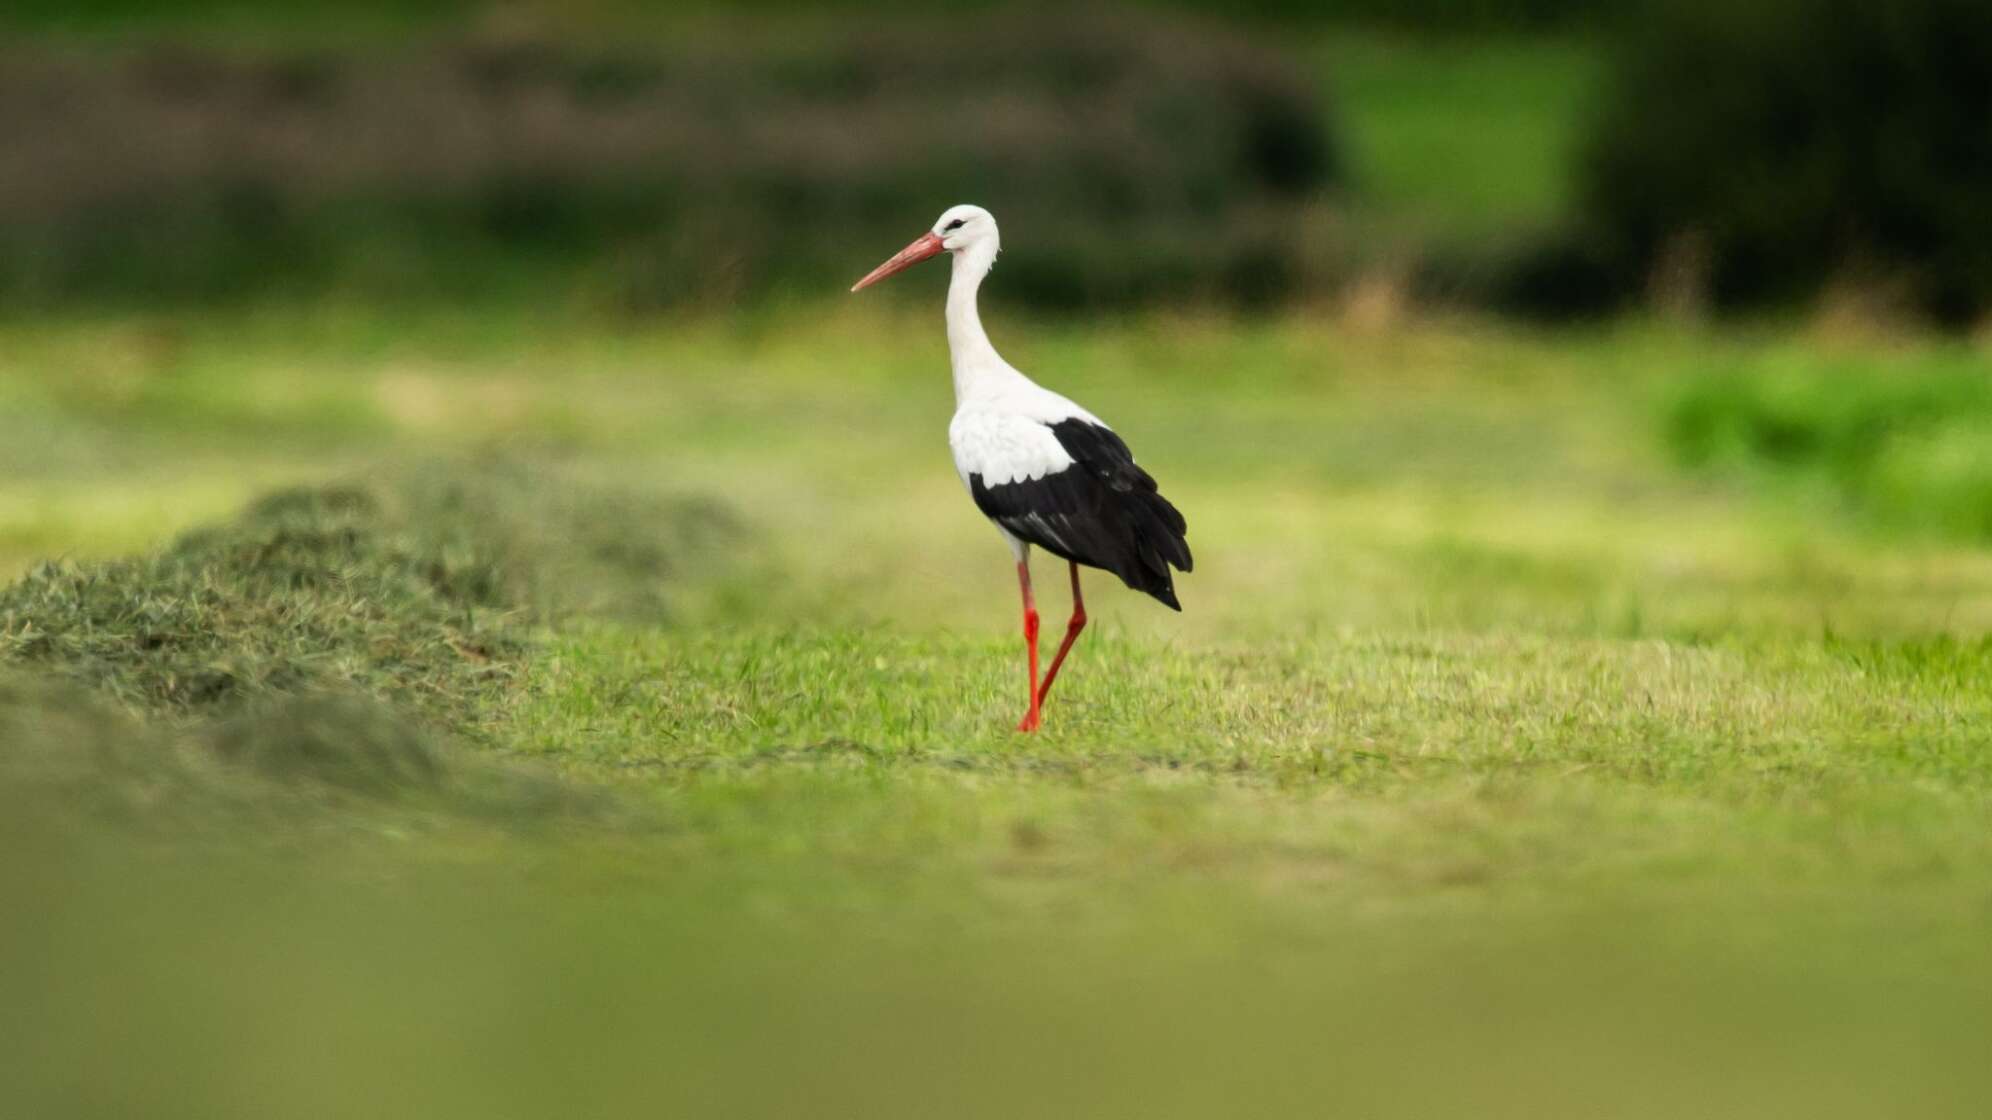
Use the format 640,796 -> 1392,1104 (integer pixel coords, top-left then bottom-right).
5,302 -> 1992,1115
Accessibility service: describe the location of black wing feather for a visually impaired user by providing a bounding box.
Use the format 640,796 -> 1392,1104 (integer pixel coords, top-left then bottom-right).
969,418 -> 1192,610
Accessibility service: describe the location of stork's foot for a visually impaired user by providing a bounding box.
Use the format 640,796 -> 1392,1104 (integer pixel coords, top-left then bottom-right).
1016,710 -> 1041,733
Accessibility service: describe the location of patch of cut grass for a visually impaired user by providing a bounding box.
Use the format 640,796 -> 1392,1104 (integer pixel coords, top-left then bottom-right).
0,459 -> 737,724
0,454 -> 726,836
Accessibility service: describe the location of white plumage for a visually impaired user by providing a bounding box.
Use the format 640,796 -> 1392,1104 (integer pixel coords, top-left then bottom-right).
851,204 -> 1191,731
949,407 -> 1077,488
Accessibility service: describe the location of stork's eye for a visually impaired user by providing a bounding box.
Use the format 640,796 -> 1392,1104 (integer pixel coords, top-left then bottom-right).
943,218 -> 966,232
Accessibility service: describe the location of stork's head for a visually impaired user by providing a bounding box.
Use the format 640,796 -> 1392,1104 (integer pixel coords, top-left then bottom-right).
851,204 -> 999,292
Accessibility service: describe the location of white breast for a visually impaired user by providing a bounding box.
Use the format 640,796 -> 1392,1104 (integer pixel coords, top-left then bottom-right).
948,385 -> 1106,489
950,408 -> 1070,488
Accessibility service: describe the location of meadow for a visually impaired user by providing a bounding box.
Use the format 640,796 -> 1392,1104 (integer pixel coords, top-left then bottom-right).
8,299 -> 1992,1115
5,21 -> 1992,1119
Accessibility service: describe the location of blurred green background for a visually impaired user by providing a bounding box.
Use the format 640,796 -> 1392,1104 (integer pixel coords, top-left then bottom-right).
5,2 -> 1992,1117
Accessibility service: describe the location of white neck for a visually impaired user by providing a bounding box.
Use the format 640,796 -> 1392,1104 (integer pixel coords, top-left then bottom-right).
945,239 -> 1027,404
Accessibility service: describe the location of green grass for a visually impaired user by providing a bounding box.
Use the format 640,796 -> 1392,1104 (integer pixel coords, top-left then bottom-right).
1,462 -> 733,722
0,18 -> 1977,1113
1319,32 -> 1603,239
6,302 -> 1992,1116
1665,346 -> 1992,540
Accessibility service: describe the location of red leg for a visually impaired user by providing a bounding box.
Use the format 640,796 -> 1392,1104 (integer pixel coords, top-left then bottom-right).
1036,562 -> 1087,708
1016,559 -> 1041,732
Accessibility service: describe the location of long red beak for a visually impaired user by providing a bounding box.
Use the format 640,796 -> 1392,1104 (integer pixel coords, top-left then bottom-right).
851,232 -> 945,292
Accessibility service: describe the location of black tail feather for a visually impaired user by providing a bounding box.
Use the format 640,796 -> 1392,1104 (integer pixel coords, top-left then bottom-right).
1132,566 -> 1183,611
1115,491 -> 1190,609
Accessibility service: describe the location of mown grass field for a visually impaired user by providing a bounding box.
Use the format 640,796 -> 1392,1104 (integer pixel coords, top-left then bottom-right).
6,21 -> 1992,1118
6,298 -> 1992,1117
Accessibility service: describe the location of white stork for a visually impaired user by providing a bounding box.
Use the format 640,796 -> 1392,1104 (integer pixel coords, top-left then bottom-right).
851,205 -> 1192,732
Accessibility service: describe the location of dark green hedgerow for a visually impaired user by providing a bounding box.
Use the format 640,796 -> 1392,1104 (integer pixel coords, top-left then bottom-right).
0,0 -> 1623,37
1580,0 -> 1992,324
0,8 -> 1338,310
